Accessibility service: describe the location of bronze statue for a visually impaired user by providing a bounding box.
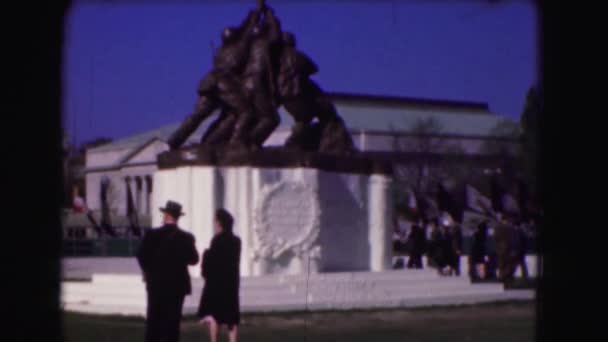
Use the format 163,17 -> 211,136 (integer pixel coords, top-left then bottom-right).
228,4 -> 283,149
277,32 -> 355,153
167,6 -> 262,150
168,0 -> 355,154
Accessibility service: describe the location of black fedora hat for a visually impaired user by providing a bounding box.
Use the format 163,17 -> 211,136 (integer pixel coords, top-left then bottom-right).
159,200 -> 185,218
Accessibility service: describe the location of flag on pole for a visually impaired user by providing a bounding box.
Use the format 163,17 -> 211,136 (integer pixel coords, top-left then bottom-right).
437,181 -> 464,223
465,184 -> 493,216
100,176 -> 117,237
126,180 -> 141,237
417,192 -> 439,223
502,192 -> 520,217
490,175 -> 505,213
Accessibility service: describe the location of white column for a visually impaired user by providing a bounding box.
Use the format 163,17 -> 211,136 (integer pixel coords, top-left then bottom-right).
174,167 -> 198,277
250,168 -> 263,276
222,168 -> 245,274
223,168 -> 240,215
125,176 -> 133,216
190,166 -> 219,278
368,174 -> 393,271
360,131 -> 367,151
236,167 -> 252,277
141,176 -> 147,215
145,176 -> 152,215
137,177 -> 145,216
152,170 -> 175,227
174,167 -> 193,231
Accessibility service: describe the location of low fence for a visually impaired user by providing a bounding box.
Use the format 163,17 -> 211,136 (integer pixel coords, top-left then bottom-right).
62,238 -> 142,257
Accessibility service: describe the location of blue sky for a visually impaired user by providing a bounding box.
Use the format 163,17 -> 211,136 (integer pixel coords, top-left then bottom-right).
63,0 -> 538,146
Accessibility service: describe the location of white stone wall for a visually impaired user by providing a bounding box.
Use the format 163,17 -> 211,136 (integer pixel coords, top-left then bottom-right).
127,140 -> 168,164
86,149 -> 128,168
153,166 -> 394,278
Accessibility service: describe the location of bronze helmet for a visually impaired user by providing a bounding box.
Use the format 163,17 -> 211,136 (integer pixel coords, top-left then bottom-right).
282,31 -> 296,47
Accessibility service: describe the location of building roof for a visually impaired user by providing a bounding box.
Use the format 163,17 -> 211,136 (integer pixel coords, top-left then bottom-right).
88,92 -> 518,157
327,92 -> 490,112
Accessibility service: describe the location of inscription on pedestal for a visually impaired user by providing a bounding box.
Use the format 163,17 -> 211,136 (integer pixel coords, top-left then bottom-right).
264,188 -> 313,241
254,181 -> 320,260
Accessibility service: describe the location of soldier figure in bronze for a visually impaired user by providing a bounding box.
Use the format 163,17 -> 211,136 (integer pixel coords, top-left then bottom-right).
228,3 -> 283,149
167,0 -> 355,155
167,6 -> 261,150
277,32 -> 355,153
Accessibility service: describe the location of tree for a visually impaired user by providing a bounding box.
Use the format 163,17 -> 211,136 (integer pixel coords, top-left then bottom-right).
391,117 -> 444,200
480,119 -> 521,156
63,137 -> 113,209
391,117 -> 469,214
520,86 -> 541,195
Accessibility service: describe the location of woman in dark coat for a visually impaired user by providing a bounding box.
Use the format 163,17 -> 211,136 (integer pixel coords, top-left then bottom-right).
450,224 -> 463,276
407,220 -> 427,269
470,221 -> 489,280
435,223 -> 455,275
198,209 -> 241,342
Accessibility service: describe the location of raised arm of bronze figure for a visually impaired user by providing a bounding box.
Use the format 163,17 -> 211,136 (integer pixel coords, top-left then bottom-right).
167,96 -> 218,150
264,6 -> 282,44
296,51 -> 319,76
257,0 -> 267,11
236,8 -> 262,38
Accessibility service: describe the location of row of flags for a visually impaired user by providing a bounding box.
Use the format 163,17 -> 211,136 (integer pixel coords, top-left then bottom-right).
404,176 -> 538,227
80,176 -> 142,238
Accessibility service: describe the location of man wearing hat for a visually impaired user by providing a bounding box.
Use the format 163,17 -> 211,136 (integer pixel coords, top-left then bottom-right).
137,200 -> 199,342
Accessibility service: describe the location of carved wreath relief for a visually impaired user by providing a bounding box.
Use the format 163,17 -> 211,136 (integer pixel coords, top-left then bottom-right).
253,181 -> 321,262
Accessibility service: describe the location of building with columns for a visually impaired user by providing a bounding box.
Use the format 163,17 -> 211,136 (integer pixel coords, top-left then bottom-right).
80,92 -> 520,226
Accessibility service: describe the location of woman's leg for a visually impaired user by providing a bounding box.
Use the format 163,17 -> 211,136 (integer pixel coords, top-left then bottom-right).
199,316 -> 218,342
209,319 -> 218,342
228,325 -> 238,342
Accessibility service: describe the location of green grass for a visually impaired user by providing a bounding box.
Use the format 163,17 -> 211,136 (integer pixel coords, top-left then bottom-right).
504,278 -> 538,290
63,302 -> 535,342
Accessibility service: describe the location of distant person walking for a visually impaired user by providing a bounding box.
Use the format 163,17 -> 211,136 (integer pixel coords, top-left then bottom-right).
509,221 -> 530,280
494,213 -> 514,282
470,221 -> 490,280
485,220 -> 498,280
450,224 -> 463,276
198,209 -> 242,342
137,200 -> 199,342
426,220 -> 439,268
407,219 -> 426,269
435,222 -> 456,276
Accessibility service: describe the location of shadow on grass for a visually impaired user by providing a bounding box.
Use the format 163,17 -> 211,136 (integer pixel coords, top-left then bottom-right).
63,302 -> 535,342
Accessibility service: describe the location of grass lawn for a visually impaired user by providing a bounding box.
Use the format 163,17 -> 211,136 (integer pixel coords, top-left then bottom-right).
63,301 -> 535,342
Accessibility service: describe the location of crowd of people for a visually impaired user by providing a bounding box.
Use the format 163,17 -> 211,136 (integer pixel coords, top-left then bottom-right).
393,211 -> 536,282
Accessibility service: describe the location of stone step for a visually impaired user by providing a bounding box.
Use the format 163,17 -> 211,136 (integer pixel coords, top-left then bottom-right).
74,283 -> 504,308
67,271 -> 469,291
62,276 -> 477,300
288,276 -> 471,289
63,303 -> 148,316
229,291 -> 510,310
304,286 -> 505,302
91,274 -> 145,284
63,281 -> 504,307
61,256 -> 540,281
91,269 -> 446,286
240,270 -> 445,284
63,290 -> 534,317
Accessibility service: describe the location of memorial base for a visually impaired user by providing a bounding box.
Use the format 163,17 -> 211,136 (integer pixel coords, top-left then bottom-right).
152,153 -> 394,277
